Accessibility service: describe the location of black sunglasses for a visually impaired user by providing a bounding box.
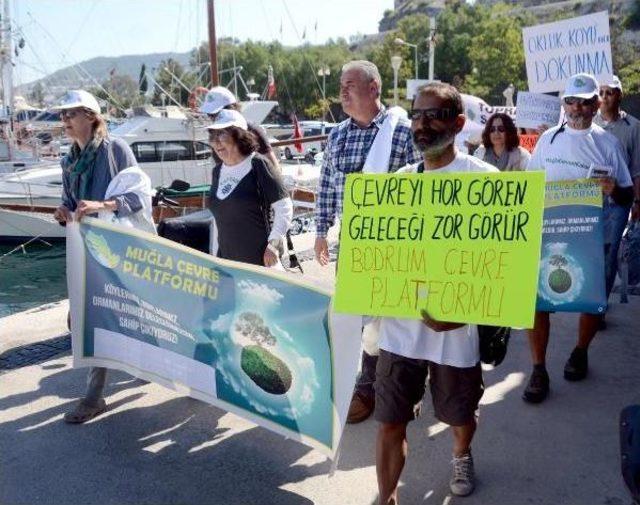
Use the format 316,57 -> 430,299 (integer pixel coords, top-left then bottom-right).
564,96 -> 598,106
408,108 -> 458,121
599,89 -> 617,97
489,125 -> 506,133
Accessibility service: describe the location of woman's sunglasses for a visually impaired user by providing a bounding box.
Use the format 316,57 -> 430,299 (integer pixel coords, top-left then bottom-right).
489,125 -> 506,133
208,130 -> 230,141
60,109 -> 88,120
599,89 -> 617,98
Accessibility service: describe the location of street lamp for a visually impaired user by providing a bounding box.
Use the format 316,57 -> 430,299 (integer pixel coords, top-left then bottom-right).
318,65 -> 331,128
428,16 -> 437,82
390,55 -> 402,105
394,37 -> 418,79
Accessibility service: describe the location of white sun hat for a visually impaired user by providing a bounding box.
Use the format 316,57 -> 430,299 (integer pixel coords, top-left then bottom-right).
562,73 -> 599,100
601,75 -> 622,92
51,90 -> 101,114
199,86 -> 238,115
206,109 -> 248,131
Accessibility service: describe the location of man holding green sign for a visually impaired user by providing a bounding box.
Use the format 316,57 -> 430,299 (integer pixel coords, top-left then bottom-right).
334,83 -> 544,503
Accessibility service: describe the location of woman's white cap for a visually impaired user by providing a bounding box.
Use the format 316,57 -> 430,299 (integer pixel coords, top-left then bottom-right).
199,86 -> 237,114
52,90 -> 101,114
206,109 -> 248,131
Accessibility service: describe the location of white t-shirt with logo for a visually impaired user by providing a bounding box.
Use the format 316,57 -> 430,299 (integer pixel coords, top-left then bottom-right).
217,154 -> 255,199
378,152 -> 499,368
527,123 -> 633,187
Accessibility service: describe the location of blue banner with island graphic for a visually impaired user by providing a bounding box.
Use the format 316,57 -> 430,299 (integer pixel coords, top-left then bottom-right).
536,179 -> 607,314
66,218 -> 361,459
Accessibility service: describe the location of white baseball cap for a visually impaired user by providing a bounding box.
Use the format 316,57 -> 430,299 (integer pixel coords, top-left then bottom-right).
601,75 -> 622,92
52,89 -> 101,114
206,109 -> 247,131
562,73 -> 599,100
199,86 -> 237,114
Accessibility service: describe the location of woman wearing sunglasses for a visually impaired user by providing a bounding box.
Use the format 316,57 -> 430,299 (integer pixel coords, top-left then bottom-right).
52,90 -> 155,424
474,113 -> 530,171
207,109 -> 292,268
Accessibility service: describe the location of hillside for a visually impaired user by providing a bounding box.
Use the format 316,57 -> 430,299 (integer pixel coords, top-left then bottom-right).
19,51 -> 191,94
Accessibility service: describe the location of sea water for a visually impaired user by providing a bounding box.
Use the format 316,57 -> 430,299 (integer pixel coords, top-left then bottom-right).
0,243 -> 67,317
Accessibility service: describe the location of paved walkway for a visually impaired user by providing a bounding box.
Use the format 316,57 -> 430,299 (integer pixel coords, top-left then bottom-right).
1,259 -> 638,504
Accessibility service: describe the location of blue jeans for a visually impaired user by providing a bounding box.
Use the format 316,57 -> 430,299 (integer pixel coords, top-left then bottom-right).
603,201 -> 631,298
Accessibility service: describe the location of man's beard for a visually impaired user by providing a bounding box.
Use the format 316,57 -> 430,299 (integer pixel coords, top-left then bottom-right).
565,111 -> 593,129
413,128 -> 456,157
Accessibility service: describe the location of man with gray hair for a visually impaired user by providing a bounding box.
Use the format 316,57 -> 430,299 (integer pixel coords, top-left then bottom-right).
314,60 -> 421,423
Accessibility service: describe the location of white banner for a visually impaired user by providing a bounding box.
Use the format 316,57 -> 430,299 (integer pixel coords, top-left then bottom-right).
522,11 -> 613,93
515,92 -> 562,129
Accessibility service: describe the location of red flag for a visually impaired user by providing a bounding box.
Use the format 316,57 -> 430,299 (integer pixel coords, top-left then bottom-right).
292,114 -> 303,153
267,65 -> 276,99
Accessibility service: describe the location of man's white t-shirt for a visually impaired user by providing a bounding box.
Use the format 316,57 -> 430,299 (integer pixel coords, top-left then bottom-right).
378,151 -> 499,368
527,123 -> 633,187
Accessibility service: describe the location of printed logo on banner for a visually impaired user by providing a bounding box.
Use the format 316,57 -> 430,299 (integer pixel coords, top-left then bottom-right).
85,230 -> 120,269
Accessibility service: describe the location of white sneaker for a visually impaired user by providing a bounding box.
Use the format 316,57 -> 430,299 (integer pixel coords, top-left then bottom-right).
450,452 -> 475,496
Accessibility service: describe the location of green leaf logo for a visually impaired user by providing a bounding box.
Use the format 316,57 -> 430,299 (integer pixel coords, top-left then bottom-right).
85,231 -> 120,269
574,78 -> 586,87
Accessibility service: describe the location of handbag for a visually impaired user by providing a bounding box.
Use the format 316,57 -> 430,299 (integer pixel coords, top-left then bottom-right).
253,156 -> 304,274
477,325 -> 511,366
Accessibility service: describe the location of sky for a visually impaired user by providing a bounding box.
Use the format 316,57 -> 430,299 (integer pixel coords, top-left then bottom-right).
13,0 -> 394,85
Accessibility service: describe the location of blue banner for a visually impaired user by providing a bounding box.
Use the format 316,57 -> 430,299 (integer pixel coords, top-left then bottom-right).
67,219 -> 361,458
536,180 -> 607,314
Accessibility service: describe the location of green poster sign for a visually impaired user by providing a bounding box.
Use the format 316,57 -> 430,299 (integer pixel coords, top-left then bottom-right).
334,171 -> 546,328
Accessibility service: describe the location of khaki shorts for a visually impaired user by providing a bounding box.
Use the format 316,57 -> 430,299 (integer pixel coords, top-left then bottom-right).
374,349 -> 484,426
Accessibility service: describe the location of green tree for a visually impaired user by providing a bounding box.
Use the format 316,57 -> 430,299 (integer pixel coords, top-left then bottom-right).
463,5 -> 532,103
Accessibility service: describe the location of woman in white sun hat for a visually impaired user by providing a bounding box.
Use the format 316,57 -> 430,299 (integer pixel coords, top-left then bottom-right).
207,109 -> 292,267
52,89 -> 155,424
199,86 -> 281,170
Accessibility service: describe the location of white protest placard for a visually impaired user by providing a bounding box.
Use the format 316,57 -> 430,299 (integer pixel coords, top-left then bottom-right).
522,11 -> 613,93
515,92 -> 562,129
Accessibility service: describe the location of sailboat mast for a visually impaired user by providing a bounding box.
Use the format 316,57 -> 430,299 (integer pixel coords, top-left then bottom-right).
0,0 -> 13,119
207,0 -> 218,87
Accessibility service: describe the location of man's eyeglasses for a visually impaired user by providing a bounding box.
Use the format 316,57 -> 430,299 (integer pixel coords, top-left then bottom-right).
408,108 -> 458,122
564,96 -> 598,106
599,89 -> 617,98
489,125 -> 506,133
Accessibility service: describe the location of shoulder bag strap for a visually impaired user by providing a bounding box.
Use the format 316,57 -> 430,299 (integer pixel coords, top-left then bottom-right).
107,138 -> 118,178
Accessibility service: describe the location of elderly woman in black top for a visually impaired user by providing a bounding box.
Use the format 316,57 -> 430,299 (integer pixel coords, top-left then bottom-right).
474,113 -> 531,171
207,109 -> 292,267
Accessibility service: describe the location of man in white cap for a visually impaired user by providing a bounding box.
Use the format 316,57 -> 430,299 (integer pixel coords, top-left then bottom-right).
595,75 -> 640,222
199,86 -> 280,170
523,73 -> 634,404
